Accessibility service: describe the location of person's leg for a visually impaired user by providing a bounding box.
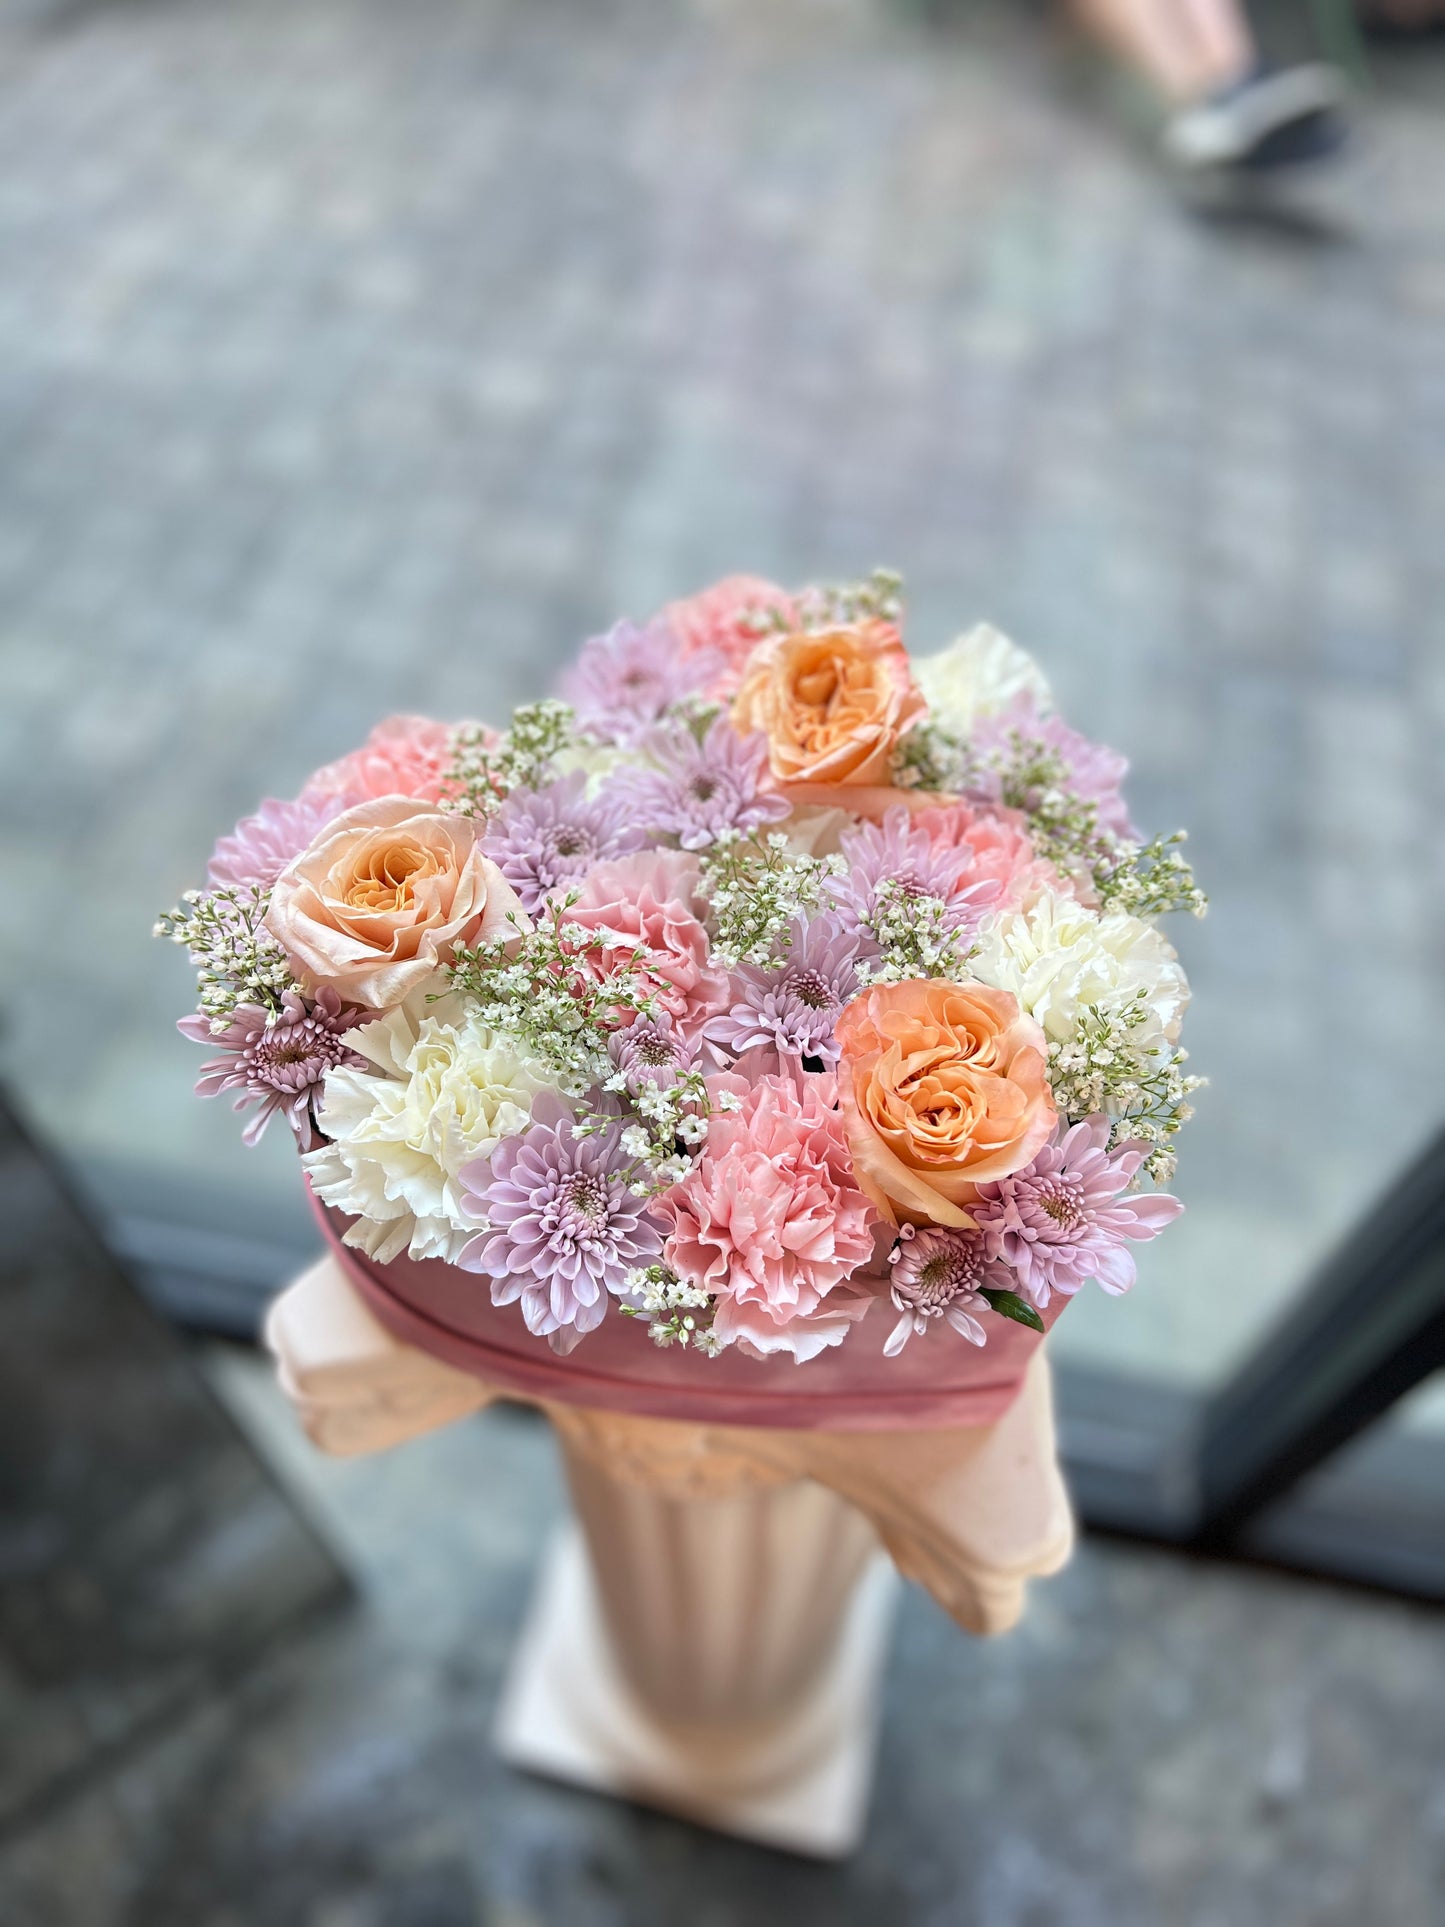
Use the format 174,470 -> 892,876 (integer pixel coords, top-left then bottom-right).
1069,0 -> 1251,101
1067,0 -> 1349,175
1172,0 -> 1255,85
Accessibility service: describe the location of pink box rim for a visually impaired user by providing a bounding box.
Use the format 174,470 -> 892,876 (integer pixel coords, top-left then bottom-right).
312,1189 -> 1066,1434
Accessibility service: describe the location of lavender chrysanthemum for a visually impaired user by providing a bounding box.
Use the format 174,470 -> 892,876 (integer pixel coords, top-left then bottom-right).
974,693 -> 1138,841
884,1225 -> 1010,1356
603,717 -> 790,851
827,810 -> 1000,943
970,1115 -> 1183,1308
177,986 -> 365,1149
608,1011 -> 697,1092
702,916 -> 861,1068
457,1093 -> 664,1353
207,790 -> 357,892
481,771 -> 647,913
557,619 -> 721,746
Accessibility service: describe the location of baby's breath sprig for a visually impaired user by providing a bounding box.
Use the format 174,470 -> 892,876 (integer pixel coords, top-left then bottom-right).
853,880 -> 978,986
698,830 -> 845,968
582,1065 -> 719,1195
447,893 -> 655,1093
891,719 -> 976,794
970,729 -> 1207,922
1046,994 -> 1205,1184
666,695 -> 725,739
1089,831 -> 1207,921
441,698 -> 575,820
154,885 -> 296,1026
619,1262 -> 722,1354
745,566 -> 905,638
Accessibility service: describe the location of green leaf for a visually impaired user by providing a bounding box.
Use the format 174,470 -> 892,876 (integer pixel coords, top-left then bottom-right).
980,1288 -> 1045,1334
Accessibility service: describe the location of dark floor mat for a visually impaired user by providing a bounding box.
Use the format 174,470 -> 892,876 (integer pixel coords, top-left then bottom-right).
0,1094 -> 348,1840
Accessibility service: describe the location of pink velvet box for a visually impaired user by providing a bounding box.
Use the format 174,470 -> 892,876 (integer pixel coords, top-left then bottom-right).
315,1196 -> 1067,1433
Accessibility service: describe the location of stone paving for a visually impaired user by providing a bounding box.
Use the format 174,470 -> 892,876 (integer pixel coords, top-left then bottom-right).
2,6 -> 1445,1915
6,1348 -> 1445,1927
2,2 -> 1445,1381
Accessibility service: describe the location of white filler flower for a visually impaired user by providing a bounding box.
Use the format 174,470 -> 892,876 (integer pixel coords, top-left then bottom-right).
970,887 -> 1189,1056
913,622 -> 1053,738
303,980 -> 560,1264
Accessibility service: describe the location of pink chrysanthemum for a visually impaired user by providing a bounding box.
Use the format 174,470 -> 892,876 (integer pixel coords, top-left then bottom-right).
701,916 -> 861,1071
826,808 -> 1002,943
207,790 -> 359,893
884,1224 -> 1011,1356
607,1009 -> 698,1093
652,1070 -> 878,1359
177,987 -> 365,1150
602,717 -> 790,851
974,694 -> 1138,841
456,1093 -> 663,1355
481,771 -> 647,913
300,714 -> 460,807
557,620 -> 721,746
969,1115 -> 1183,1307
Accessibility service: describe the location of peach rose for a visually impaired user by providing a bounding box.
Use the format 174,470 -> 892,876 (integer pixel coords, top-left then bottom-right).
731,619 -> 926,796
265,797 -> 524,1008
835,978 -> 1056,1229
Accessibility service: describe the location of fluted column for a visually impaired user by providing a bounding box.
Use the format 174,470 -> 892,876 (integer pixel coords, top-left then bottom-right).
268,1254 -> 1073,1856
494,1407 -> 897,1854
562,1441 -> 878,1722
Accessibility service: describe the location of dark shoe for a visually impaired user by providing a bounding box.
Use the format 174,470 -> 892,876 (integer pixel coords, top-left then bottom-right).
1163,65 -> 1349,175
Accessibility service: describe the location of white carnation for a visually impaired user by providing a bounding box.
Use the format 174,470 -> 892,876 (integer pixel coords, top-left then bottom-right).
914,623 -> 1053,737
302,981 -> 560,1265
969,888 -> 1189,1055
552,738 -> 628,791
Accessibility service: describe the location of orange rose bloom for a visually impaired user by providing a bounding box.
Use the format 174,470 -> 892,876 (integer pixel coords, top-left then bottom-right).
265,797 -> 524,1008
835,979 -> 1056,1228
731,619 -> 926,792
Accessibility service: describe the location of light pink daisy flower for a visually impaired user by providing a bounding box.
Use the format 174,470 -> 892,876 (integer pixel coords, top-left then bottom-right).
826,808 -> 1002,945
177,986 -> 365,1150
207,790 -> 359,893
883,1223 -> 1012,1356
969,1115 -> 1183,1308
557,620 -> 721,745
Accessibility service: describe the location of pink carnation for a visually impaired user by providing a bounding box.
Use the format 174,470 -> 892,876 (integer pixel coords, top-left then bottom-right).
300,714 -> 462,807
916,799 -> 1069,910
652,1069 -> 879,1359
564,851 -> 729,1043
663,575 -> 795,699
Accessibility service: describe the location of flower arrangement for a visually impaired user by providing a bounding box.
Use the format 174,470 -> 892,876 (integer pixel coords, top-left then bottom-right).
161,570 -> 1202,1364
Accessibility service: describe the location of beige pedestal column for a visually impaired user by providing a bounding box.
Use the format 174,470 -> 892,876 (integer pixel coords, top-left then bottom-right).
267,1255 -> 1073,1857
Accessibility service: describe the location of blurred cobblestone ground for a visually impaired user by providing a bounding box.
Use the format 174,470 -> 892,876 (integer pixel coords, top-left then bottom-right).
2,7 -> 1445,1919
2,1347 -> 1442,1927
1,1 -> 1444,1375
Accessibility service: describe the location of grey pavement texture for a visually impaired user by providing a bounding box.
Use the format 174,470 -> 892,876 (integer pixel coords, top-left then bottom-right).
6,1346 -> 1445,1927
0,2 -> 1444,1390
3,8 -> 1445,1923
